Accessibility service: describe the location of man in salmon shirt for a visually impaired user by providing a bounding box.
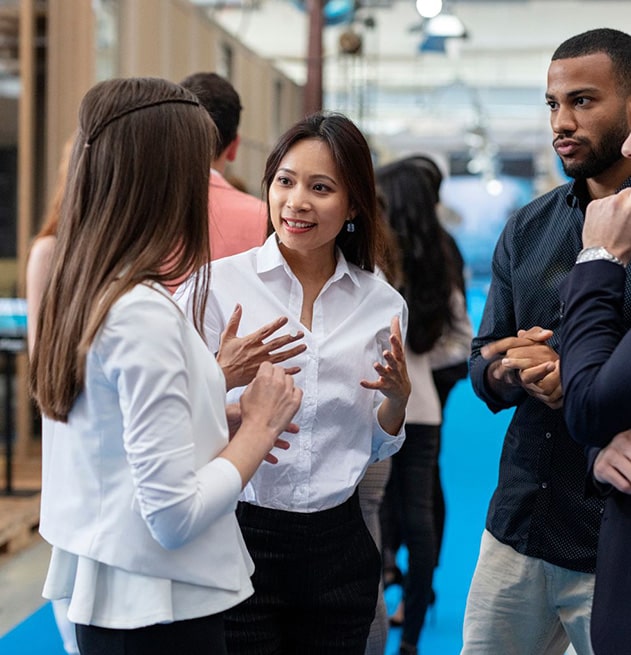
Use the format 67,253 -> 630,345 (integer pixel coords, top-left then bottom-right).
180,72 -> 267,261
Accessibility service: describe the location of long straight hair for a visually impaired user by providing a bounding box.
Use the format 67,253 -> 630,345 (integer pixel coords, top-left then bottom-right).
31,77 -> 214,421
376,158 -> 458,354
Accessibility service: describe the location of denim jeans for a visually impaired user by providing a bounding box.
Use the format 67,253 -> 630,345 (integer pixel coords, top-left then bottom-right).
461,530 -> 595,655
381,422 -> 440,647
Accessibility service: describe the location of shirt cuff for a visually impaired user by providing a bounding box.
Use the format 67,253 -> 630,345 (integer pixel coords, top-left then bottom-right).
372,406 -> 405,461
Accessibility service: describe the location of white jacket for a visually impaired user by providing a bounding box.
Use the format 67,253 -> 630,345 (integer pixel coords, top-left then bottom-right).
39,283 -> 252,591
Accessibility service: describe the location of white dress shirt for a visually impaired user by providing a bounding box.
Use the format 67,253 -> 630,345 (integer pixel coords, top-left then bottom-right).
177,236 -> 407,513
40,283 -> 254,628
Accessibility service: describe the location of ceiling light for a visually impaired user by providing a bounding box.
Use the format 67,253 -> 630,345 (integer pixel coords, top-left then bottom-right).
415,0 -> 442,19
425,13 -> 466,38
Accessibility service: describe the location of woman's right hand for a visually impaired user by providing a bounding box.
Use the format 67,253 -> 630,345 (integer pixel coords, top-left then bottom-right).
217,304 -> 306,390
222,362 -> 303,485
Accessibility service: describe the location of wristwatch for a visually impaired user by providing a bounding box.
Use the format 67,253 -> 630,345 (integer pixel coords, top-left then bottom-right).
576,246 -> 626,267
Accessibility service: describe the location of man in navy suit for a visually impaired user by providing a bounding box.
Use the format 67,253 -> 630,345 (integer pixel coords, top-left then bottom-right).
558,128 -> 631,655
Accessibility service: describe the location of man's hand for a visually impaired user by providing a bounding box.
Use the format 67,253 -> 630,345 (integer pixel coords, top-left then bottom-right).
482,327 -> 562,409
583,188 -> 631,265
217,304 -> 307,390
594,430 -> 631,493
502,327 -> 562,409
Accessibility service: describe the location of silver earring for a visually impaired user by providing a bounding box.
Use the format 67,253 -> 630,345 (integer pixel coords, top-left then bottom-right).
346,220 -> 355,233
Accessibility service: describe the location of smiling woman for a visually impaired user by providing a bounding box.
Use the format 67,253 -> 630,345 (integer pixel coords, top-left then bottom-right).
268,137 -> 352,322
177,111 -> 411,655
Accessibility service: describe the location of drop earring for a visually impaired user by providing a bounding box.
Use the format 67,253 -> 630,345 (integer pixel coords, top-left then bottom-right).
346,220 -> 355,233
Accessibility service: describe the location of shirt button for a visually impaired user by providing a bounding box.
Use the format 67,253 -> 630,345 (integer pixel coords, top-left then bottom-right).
541,482 -> 548,489
545,432 -> 552,439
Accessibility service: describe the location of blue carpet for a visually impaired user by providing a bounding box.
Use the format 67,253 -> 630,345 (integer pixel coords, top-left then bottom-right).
1,603 -> 67,655
0,285 -> 510,655
383,282 -> 511,654
384,375 -> 511,654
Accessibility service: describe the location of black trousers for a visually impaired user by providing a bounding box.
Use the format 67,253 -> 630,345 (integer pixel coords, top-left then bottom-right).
432,361 -> 468,567
75,612 -> 226,655
225,491 -> 381,655
380,422 -> 440,647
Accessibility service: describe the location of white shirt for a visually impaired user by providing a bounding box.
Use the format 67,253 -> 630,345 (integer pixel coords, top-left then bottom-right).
177,236 -> 407,513
40,283 -> 254,628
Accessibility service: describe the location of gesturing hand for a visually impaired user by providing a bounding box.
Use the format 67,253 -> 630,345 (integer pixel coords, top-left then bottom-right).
361,316 -> 410,401
217,304 -> 307,390
361,316 -> 411,436
225,400 -> 299,464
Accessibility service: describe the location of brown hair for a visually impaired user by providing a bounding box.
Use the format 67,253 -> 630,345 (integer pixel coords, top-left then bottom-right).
31,77 -> 214,421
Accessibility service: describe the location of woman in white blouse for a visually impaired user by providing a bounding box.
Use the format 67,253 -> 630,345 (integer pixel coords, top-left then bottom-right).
178,112 -> 411,654
30,77 -> 302,655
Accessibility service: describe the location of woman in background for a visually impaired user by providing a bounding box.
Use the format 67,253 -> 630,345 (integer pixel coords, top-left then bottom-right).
30,77 -> 301,655
358,191 -> 404,655
404,155 -> 472,577
376,157 -> 469,655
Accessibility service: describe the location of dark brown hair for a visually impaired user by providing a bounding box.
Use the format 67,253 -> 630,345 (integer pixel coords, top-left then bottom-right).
179,71 -> 242,154
376,157 -> 461,353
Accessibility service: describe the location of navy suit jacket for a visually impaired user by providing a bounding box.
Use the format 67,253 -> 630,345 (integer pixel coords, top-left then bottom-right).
561,260 -> 631,655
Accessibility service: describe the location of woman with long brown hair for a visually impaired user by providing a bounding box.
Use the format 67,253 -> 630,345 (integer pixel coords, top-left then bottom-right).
30,77 -> 301,655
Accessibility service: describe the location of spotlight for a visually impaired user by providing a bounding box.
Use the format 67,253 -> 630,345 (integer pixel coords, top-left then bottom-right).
415,0 -> 442,18
425,12 -> 466,38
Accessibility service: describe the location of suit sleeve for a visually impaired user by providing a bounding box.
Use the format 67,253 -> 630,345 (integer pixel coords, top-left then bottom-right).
560,260 -> 631,447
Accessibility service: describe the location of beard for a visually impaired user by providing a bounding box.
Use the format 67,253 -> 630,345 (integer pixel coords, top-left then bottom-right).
560,120 -> 630,180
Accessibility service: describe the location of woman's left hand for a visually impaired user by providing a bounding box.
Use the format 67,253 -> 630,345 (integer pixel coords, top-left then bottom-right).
225,401 -> 299,464
361,316 -> 410,434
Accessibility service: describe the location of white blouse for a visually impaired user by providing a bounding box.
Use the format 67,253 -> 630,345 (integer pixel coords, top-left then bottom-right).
40,283 -> 254,628
177,236 -> 407,513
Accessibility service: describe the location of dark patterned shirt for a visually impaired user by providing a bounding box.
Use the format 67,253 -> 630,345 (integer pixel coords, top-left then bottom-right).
470,176 -> 631,573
